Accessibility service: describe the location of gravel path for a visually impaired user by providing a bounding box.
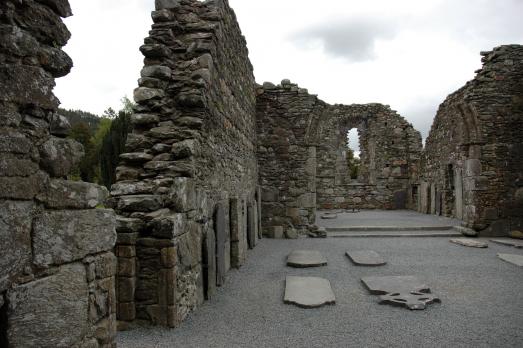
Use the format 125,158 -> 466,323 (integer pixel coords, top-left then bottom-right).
118,237 -> 523,348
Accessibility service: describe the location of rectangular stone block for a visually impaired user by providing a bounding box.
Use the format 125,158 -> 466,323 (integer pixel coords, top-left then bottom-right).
161,247 -> 177,268
0,172 -> 47,200
117,302 -> 136,321
94,252 -> 117,279
264,226 -> 284,239
118,257 -> 136,277
37,179 -> 108,209
7,263 -> 89,347
116,245 -> 136,258
117,232 -> 139,245
0,201 -> 33,292
118,277 -> 136,303
33,209 -> 116,267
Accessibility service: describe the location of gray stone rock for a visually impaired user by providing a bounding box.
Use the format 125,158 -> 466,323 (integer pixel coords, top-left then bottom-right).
450,238 -> 488,248
33,209 -> 116,267
151,9 -> 175,22
284,276 -> 335,308
497,253 -> 523,267
0,130 -> 32,154
37,179 -> 108,209
140,44 -> 171,58
379,291 -> 441,310
168,177 -> 196,212
287,250 -> 327,268
361,276 -> 431,295
346,250 -> 386,266
454,225 -> 479,237
171,139 -> 198,159
0,171 -> 48,200
320,212 -> 338,219
0,201 -> 33,292
247,204 -> 256,249
215,204 -> 226,286
35,0 -> 73,18
110,181 -> 154,196
133,87 -> 165,104
50,113 -> 71,137
147,213 -> 186,239
116,217 -> 145,233
141,65 -> 172,80
119,152 -> 154,163
40,137 -> 84,177
7,263 -> 88,347
131,113 -> 160,126
117,195 -> 163,212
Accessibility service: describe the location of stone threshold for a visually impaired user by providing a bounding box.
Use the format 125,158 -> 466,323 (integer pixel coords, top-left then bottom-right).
328,231 -> 461,238
326,225 -> 455,232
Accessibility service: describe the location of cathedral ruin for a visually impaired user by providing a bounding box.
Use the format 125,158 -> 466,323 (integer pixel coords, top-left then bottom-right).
0,0 -> 521,347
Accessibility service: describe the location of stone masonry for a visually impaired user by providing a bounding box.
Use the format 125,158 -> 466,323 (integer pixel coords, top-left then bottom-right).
420,45 -> 523,236
111,0 -> 259,329
256,81 -> 422,238
0,0 -> 117,347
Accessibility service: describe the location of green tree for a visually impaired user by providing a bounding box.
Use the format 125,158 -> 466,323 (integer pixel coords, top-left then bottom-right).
68,122 -> 97,182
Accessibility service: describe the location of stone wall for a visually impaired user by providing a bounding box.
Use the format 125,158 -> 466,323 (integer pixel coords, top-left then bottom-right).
420,45 -> 523,236
112,0 -> 259,328
256,80 -> 421,237
0,0 -> 117,347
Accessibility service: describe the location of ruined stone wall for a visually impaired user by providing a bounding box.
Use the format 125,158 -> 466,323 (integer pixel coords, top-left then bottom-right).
112,0 -> 258,328
420,45 -> 523,236
312,104 -> 422,210
256,81 -> 421,237
0,1 -> 117,347
256,80 -> 326,238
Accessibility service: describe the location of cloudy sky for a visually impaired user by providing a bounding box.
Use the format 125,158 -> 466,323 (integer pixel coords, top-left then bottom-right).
55,0 -> 523,140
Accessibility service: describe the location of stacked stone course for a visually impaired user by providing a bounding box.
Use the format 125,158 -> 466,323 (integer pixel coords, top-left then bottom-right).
0,0 -> 117,347
111,0 -> 259,328
420,45 -> 523,235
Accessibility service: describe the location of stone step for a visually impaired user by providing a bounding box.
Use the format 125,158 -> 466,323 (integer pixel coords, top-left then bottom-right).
328,230 -> 461,238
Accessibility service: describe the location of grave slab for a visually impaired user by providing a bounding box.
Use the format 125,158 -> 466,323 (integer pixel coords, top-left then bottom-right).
320,213 -> 337,219
497,253 -> 523,267
361,276 -> 440,310
346,250 -> 386,266
490,239 -> 523,248
284,276 -> 335,308
287,250 -> 327,268
450,238 -> 488,248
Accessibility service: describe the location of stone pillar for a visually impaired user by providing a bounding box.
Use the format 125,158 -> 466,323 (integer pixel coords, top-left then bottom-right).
0,1 -> 117,347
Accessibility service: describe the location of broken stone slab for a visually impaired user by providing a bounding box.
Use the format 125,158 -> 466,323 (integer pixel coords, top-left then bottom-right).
497,253 -> 523,267
287,250 -> 327,268
453,225 -> 479,237
346,250 -> 386,266
490,239 -> 523,248
320,212 -> 337,219
450,238 -> 488,248
284,276 -> 335,308
361,276 -> 440,310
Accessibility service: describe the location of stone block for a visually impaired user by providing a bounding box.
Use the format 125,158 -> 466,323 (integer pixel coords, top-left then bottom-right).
131,113 -> 160,126
117,195 -> 163,212
297,193 -> 316,208
117,302 -> 136,321
117,232 -> 139,245
171,139 -> 198,159
0,172 -> 47,200
118,258 -> 136,277
141,65 -> 171,80
264,226 -> 284,239
261,187 -> 279,202
94,252 -> 117,279
116,246 -> 136,258
40,137 -> 84,177
155,0 -> 180,10
0,201 -> 33,292
38,179 -> 108,209
35,0 -> 73,17
116,217 -> 145,233
465,159 -> 482,177
169,177 -> 196,212
0,65 -> 59,109
161,247 -> 177,268
133,87 -> 165,104
148,213 -> 187,239
0,156 -> 39,177
118,277 -> 136,303
33,209 -> 116,267
7,263 -> 88,347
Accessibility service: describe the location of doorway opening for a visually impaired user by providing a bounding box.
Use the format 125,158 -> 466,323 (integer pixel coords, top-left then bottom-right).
346,128 -> 361,180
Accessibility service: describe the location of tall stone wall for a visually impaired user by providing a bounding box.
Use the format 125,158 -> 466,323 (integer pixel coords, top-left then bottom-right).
256,80 -> 421,238
0,1 -> 117,347
111,0 -> 258,328
420,45 -> 523,236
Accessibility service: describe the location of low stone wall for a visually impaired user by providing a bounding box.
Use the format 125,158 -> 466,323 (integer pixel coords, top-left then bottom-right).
112,0 -> 259,328
420,45 -> 523,235
0,0 -> 117,347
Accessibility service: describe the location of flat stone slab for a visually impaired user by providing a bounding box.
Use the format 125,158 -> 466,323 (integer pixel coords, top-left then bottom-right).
284,276 -> 335,308
490,239 -> 523,248
287,250 -> 327,268
320,213 -> 338,219
346,250 -> 386,266
497,253 -> 523,267
450,238 -> 488,248
361,276 -> 440,310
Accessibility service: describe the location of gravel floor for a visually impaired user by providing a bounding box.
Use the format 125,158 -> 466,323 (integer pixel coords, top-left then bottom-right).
118,237 -> 523,348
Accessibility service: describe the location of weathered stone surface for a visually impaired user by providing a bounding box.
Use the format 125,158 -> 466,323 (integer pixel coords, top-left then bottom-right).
0,130 -> 32,154
155,0 -> 180,10
117,195 -> 163,212
133,87 -> 165,103
321,213 -> 338,219
284,276 -> 335,308
0,201 -> 33,292
116,217 -> 145,233
7,263 -> 88,347
35,0 -> 73,18
33,209 -> 116,267
141,65 -> 172,80
168,177 -> 195,212
450,238 -> 488,248
454,226 -> 479,237
131,113 -> 160,126
50,113 -> 71,136
287,250 -> 327,268
120,152 -> 154,163
497,253 -> 523,267
40,137 -> 84,177
215,204 -> 226,286
362,276 -> 439,310
346,250 -> 387,266
37,179 -> 108,209
147,213 -> 186,239
0,172 -> 47,200
490,239 -> 523,249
